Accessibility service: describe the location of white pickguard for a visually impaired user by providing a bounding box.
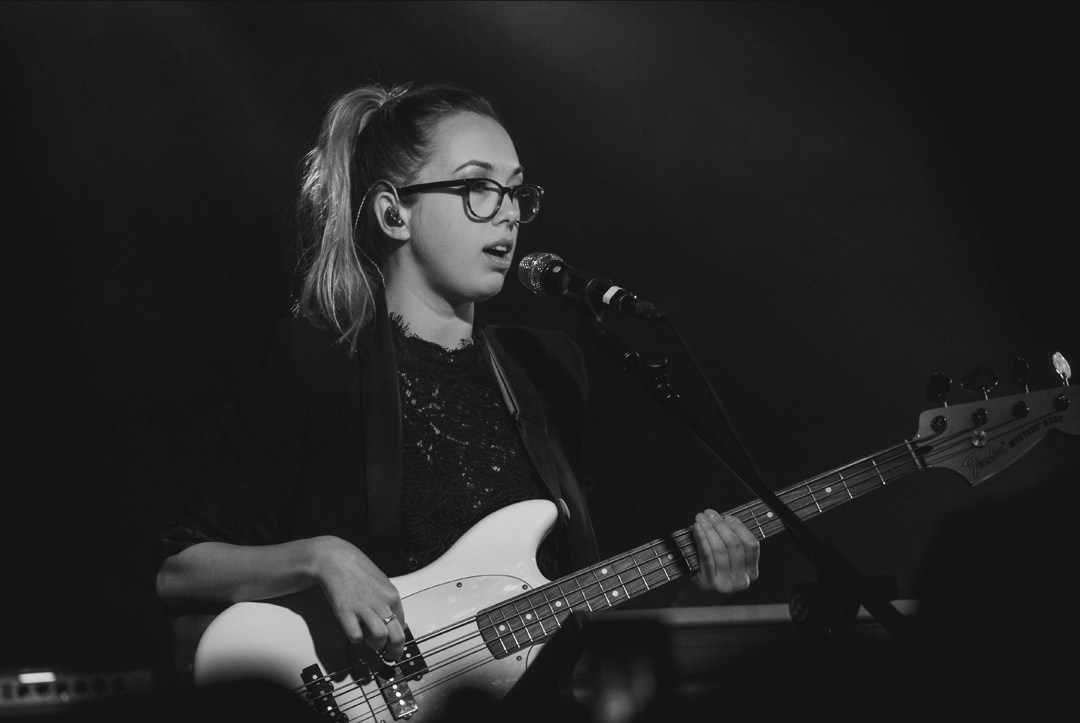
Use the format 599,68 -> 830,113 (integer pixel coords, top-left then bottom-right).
194,499 -> 560,722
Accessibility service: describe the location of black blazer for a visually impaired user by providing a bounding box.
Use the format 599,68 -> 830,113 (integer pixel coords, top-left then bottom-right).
162,301 -> 599,588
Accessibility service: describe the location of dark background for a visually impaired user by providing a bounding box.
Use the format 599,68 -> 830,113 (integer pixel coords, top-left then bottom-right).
2,1 -> 1076,681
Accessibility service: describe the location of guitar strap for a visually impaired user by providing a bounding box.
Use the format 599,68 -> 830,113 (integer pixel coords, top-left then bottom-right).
481,330 -> 564,509
481,327 -> 600,568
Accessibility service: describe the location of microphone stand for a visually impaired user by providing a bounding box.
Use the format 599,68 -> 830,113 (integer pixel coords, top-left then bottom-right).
582,312 -> 911,642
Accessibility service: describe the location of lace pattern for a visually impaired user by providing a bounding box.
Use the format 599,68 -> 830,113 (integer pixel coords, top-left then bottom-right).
391,315 -> 560,577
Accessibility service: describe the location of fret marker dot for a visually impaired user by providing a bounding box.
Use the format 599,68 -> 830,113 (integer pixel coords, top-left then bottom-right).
525,613 -> 533,620
555,601 -> 562,607
825,486 -> 833,494
601,568 -> 608,575
666,554 -> 673,561
766,511 -> 774,519
498,624 -> 506,632
612,590 -> 620,598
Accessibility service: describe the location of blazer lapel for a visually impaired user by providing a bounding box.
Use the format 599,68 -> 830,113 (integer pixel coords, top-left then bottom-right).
359,298 -> 406,573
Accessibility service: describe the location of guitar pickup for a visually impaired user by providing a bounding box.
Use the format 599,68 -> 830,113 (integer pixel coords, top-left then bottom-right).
348,626 -> 427,720
301,663 -> 348,722
374,665 -> 419,720
396,627 -> 427,681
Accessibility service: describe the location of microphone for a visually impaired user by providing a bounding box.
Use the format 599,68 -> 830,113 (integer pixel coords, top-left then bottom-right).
517,252 -> 665,320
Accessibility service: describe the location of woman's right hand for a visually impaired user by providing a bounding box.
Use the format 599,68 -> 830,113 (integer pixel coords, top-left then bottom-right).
310,536 -> 407,661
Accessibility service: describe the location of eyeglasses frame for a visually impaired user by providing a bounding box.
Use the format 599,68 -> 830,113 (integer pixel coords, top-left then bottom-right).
396,178 -> 545,223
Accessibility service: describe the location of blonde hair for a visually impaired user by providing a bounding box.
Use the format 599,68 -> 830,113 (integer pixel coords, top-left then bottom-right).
294,81 -> 500,354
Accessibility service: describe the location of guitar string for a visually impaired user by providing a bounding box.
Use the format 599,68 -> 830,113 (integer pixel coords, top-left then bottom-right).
737,442 -> 927,538
313,438 -> 927,718
306,440 -> 934,717
331,557 -> 696,722
313,535 -> 701,718
304,438 -> 934,713
320,551 -> 693,722
304,411 -> 1045,717
728,405 -> 1043,538
314,451 -> 952,720
320,553 -> 694,720
300,527 -> 700,700
309,416 -> 1066,722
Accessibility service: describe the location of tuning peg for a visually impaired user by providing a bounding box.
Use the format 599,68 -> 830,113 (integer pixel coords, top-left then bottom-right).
1053,351 -> 1072,386
1012,356 -> 1030,393
926,373 -> 951,406
961,366 -> 998,400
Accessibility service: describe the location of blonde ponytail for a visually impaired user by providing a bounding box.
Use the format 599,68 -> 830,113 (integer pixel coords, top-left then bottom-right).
293,81 -> 500,354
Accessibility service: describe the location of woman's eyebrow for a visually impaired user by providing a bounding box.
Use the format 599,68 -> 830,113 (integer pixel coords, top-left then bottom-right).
453,160 -> 525,176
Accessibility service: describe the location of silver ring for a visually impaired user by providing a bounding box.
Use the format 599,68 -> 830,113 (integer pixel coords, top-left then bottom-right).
382,613 -> 397,625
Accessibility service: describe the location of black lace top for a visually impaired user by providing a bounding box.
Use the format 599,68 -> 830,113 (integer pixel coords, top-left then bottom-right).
392,316 -> 561,579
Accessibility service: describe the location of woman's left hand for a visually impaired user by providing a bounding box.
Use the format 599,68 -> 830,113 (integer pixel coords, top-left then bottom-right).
691,509 -> 761,593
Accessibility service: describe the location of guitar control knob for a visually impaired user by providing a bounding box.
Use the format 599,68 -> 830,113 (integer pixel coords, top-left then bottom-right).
931,415 -> 948,433
1012,401 -> 1029,418
971,408 -> 988,426
1054,394 -> 1070,412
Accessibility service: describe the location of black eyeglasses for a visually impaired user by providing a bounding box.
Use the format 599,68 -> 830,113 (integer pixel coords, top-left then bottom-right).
396,178 -> 544,224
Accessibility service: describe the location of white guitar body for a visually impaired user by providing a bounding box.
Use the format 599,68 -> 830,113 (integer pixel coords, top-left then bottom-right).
194,500 -> 559,721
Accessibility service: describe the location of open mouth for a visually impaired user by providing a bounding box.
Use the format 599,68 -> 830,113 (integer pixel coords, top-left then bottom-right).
483,242 -> 513,260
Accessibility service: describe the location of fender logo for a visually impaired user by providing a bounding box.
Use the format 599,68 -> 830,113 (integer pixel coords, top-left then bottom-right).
962,442 -> 1007,480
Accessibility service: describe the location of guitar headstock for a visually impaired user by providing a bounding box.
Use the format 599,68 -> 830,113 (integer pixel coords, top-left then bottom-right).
913,353 -> 1077,486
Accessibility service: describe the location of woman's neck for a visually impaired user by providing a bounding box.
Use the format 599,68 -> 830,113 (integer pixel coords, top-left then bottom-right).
385,282 -> 475,350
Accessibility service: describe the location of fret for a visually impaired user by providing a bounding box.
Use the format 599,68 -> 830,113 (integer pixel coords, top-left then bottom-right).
805,481 -> 823,514
837,469 -> 854,499
742,502 -> 772,539
477,440 -> 925,660
606,552 -> 641,600
509,595 -> 546,641
871,456 -> 886,485
607,563 -> 633,602
634,543 -> 673,577
573,573 -> 596,612
552,576 -> 588,612
628,550 -> 652,592
536,584 -> 572,627
586,567 -> 613,609
812,477 -> 853,514
739,503 -> 767,538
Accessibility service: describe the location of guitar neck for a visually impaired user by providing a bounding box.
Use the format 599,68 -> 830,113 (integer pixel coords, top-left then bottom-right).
479,378 -> 1080,656
731,440 -> 924,542
477,439 -> 923,657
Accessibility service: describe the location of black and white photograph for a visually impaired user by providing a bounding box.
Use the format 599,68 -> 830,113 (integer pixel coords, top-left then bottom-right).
2,2 -> 1076,720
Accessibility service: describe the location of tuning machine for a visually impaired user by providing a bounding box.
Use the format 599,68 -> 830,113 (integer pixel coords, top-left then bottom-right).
960,366 -> 998,428
1053,351 -> 1072,387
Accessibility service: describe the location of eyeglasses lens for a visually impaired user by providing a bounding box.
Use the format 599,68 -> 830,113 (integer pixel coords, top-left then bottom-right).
468,181 -> 540,223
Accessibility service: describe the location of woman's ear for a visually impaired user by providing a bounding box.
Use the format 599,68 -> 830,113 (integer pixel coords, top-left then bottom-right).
374,191 -> 411,240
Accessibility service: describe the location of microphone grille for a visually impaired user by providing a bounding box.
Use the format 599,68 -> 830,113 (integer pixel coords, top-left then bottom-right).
517,252 -> 562,295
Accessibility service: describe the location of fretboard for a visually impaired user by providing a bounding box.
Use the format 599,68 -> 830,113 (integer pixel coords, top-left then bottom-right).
477,439 -> 924,658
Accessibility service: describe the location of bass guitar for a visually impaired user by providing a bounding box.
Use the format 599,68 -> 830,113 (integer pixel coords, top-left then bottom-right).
193,373 -> 1077,721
